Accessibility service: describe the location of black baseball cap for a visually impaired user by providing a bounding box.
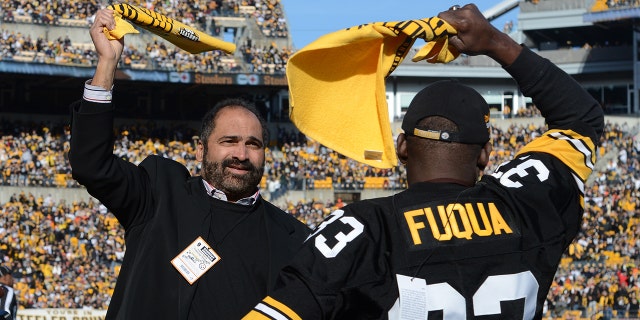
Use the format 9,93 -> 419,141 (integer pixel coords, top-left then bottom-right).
0,266 -> 10,277
401,80 -> 491,145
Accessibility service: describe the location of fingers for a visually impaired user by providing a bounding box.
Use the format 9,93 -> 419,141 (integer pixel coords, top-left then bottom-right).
89,9 -> 124,60
437,4 -> 472,54
89,9 -> 113,45
90,9 -> 115,37
437,4 -> 495,55
93,9 -> 116,30
439,3 -> 521,65
437,3 -> 480,32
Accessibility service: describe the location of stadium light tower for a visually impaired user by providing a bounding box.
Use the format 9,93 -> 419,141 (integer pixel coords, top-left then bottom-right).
483,0 -> 520,21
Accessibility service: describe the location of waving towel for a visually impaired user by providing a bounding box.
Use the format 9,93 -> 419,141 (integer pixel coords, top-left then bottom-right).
287,17 -> 458,168
105,3 -> 236,54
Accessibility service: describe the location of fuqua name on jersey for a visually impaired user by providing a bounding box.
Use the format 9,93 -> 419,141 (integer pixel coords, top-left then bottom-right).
402,199 -> 516,248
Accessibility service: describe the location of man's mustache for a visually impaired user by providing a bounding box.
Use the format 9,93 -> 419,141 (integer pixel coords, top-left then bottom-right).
222,158 -> 256,172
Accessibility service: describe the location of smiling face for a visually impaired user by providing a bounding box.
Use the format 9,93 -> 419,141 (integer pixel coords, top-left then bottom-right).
196,106 -> 265,202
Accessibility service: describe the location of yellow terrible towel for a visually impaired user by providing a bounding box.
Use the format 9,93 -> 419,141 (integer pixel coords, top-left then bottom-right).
287,17 -> 458,168
105,3 -> 236,54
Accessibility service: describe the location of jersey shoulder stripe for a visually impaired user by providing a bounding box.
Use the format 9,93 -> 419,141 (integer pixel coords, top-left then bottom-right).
515,129 -> 596,182
243,296 -> 301,320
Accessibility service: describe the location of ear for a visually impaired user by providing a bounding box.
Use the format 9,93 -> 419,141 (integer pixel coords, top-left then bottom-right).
196,141 -> 204,162
396,133 -> 408,165
477,141 -> 492,170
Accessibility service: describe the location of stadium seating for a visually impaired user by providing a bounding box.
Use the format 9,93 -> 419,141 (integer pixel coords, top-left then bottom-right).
0,0 -> 639,317
364,176 -> 388,189
313,177 -> 333,189
0,0 -> 292,74
0,119 -> 638,318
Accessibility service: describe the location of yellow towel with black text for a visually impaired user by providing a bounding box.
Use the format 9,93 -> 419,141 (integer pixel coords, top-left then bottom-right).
105,3 -> 236,54
287,17 -> 458,168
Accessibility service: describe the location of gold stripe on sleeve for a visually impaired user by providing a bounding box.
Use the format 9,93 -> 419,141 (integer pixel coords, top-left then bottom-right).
264,296 -> 302,320
516,129 -> 596,182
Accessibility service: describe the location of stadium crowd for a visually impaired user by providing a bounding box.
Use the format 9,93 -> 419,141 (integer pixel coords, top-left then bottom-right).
541,121 -> 640,319
0,114 -> 639,318
0,27 -> 292,74
593,0 -> 640,11
0,0 -> 291,73
0,0 -> 289,39
0,0 -> 637,318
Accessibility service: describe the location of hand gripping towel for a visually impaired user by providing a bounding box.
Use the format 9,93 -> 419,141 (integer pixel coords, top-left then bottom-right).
105,3 -> 236,54
287,17 -> 458,168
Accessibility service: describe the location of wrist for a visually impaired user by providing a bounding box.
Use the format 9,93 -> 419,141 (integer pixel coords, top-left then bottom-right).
91,59 -> 118,89
487,33 -> 522,67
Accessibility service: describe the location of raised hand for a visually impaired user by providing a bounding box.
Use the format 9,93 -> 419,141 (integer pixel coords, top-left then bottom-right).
89,9 -> 125,89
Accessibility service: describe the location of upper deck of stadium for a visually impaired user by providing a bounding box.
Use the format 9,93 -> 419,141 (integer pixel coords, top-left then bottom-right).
0,0 -> 637,122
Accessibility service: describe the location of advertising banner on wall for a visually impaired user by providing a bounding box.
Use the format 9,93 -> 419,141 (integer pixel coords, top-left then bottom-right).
16,308 -> 107,320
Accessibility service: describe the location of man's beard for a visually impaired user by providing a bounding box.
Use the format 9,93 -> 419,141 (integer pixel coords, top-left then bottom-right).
202,156 -> 264,199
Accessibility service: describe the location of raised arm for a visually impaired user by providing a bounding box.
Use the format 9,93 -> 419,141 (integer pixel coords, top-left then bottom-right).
69,9 -> 146,229
439,4 -> 603,141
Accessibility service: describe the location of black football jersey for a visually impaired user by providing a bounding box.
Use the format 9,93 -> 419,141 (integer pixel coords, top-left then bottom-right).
244,127 -> 596,320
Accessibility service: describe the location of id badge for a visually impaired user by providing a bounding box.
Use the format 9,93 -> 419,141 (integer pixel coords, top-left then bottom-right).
171,236 -> 221,284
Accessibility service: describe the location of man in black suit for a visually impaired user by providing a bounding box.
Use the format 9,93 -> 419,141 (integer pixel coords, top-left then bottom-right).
0,266 -> 17,320
69,8 -> 310,320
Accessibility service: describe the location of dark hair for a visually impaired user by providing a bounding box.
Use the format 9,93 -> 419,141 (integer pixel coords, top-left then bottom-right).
0,266 -> 11,277
199,98 -> 269,146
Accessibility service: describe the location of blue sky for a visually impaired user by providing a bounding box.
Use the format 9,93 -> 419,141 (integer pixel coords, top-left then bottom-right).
279,1 -> 519,50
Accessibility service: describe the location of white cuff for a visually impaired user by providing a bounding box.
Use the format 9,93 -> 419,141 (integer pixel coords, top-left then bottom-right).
82,79 -> 113,103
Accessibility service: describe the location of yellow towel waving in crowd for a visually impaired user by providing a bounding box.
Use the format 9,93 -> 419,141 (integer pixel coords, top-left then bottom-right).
104,3 -> 236,54
287,17 -> 458,168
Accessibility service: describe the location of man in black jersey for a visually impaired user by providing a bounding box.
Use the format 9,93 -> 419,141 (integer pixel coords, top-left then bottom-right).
69,8 -> 309,320
245,3 -> 604,320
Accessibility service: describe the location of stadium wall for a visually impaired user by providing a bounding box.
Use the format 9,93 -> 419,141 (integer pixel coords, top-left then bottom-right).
0,22 -> 90,43
0,185 -> 93,204
0,21 -> 157,51
0,181 -> 397,206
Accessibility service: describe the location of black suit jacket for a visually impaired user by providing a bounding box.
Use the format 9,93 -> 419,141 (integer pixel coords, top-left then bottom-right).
0,284 -> 17,320
69,100 -> 310,319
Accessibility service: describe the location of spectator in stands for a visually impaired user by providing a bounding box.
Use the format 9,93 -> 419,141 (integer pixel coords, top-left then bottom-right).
68,8 -> 309,320
629,291 -> 640,317
0,192 -> 126,309
244,4 -> 604,319
0,266 -> 17,320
